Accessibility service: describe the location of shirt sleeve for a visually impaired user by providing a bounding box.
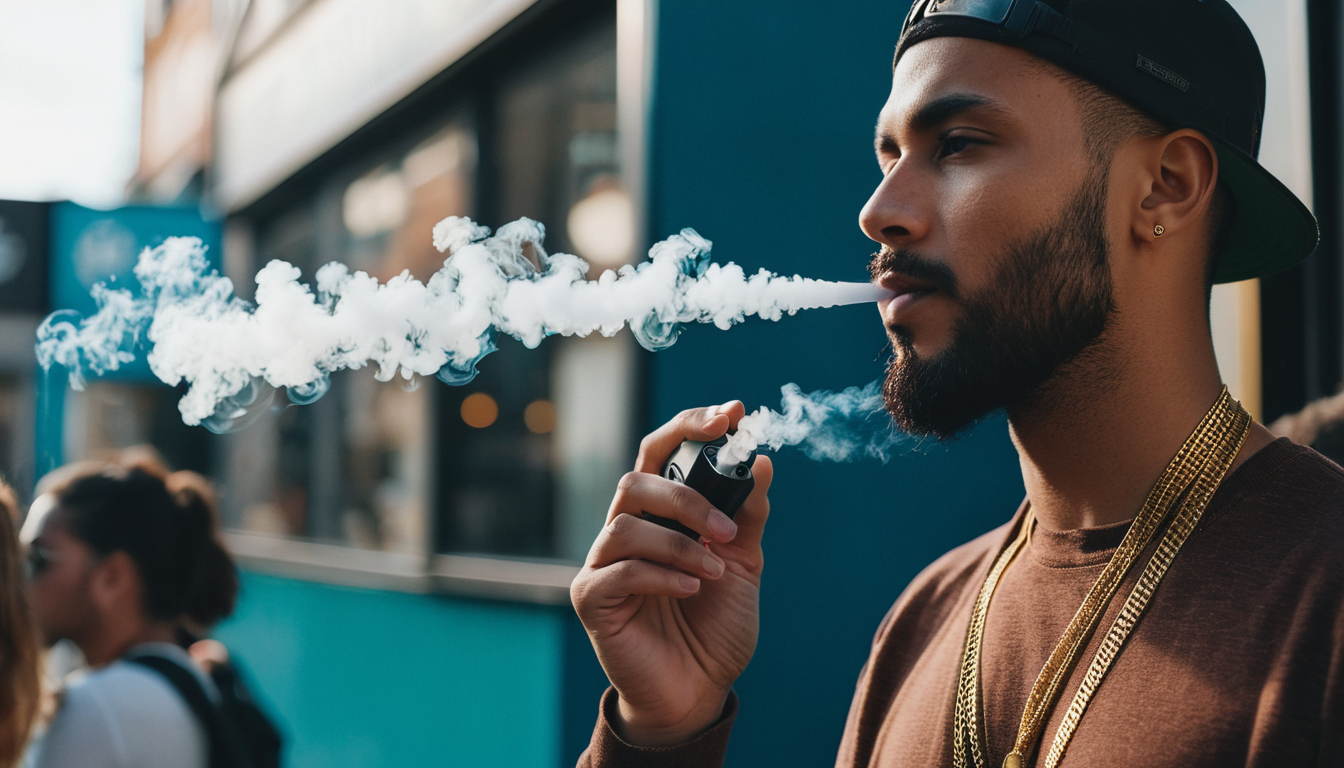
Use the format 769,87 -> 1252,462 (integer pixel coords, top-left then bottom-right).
28,685 -> 124,768
576,687 -> 738,768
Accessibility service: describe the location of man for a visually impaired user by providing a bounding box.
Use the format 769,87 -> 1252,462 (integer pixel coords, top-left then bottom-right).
571,0 -> 1344,765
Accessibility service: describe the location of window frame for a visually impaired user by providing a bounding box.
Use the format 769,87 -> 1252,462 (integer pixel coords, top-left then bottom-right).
215,0 -> 641,603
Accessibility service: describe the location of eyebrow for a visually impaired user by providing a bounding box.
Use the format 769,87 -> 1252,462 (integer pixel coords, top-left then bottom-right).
874,92 -> 1012,153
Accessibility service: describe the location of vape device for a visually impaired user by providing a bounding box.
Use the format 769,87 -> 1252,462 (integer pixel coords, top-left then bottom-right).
643,435 -> 756,540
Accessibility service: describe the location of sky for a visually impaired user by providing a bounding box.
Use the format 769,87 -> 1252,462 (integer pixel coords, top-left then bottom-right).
0,0 -> 144,208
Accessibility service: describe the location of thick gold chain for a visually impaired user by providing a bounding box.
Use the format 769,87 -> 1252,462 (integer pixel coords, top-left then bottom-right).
952,388 -> 1250,768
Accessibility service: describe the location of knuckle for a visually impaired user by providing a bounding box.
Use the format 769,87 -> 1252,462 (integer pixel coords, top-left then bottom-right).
666,483 -> 706,516
607,511 -> 639,537
569,574 -> 591,609
584,532 -> 610,567
615,471 -> 643,497
607,558 -> 641,583
637,433 -> 656,455
674,408 -> 706,432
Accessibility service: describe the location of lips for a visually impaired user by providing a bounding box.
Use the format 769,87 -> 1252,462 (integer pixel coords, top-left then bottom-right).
877,271 -> 938,325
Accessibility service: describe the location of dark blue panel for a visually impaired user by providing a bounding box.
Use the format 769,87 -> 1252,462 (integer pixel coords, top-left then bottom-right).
48,201 -> 222,383
0,199 -> 50,314
640,3 -> 1027,766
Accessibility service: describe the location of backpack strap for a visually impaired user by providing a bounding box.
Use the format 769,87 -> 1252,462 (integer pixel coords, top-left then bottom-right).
127,655 -> 254,768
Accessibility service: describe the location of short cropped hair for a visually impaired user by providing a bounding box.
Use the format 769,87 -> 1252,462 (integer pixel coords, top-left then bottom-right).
1051,67 -> 1235,289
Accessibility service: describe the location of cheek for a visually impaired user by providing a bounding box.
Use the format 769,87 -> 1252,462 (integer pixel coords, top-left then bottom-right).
27,579 -> 63,633
31,569 -> 84,614
938,191 -> 1009,295
939,169 -> 1018,247
936,167 -> 1069,293
28,577 -> 59,614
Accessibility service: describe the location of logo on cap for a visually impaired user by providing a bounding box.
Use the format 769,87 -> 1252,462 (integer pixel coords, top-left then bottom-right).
1135,55 -> 1189,92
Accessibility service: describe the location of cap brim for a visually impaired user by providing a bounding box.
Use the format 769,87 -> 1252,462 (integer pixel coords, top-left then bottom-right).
1208,136 -> 1318,284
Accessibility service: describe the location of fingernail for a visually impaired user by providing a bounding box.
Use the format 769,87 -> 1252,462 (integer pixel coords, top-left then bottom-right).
702,552 -> 724,577
679,575 -> 700,592
707,509 -> 737,541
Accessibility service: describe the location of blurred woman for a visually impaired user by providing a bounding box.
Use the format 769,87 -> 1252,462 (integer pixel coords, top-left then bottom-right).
0,481 -> 40,768
22,456 -> 238,768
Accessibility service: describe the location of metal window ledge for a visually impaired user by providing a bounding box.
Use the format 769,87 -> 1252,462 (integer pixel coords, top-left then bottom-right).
225,531 -> 579,605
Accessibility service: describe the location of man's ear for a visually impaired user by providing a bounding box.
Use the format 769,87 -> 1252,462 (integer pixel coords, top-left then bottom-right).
88,551 -> 139,613
1134,129 -> 1218,247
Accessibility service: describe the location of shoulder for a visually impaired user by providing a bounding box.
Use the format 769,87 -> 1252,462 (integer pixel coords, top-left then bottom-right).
71,660 -> 193,714
34,659 -> 206,768
1211,439 -> 1344,547
1228,437 -> 1344,499
871,513 -> 1018,647
842,513 -> 1018,728
28,669 -> 125,768
1194,439 -> 1344,618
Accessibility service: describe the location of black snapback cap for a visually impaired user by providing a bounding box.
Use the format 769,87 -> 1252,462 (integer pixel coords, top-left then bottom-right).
895,0 -> 1318,284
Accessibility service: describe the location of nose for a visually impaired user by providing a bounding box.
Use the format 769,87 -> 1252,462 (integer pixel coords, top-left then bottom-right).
859,160 -> 930,249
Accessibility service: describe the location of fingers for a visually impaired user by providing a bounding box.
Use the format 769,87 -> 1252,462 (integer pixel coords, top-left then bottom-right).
606,471 -> 739,543
589,511 -> 727,579
574,509 -> 728,619
573,559 -> 702,613
634,401 -> 747,474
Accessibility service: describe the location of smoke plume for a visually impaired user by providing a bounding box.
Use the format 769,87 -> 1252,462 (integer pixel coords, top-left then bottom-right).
36,216 -> 888,432
717,380 -> 904,467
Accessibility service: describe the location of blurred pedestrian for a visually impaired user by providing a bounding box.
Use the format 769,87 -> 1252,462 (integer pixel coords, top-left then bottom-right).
20,454 -> 266,768
1270,389 -> 1344,465
0,480 -> 40,768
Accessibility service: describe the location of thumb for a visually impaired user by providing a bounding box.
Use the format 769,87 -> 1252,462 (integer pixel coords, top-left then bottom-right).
730,455 -> 772,551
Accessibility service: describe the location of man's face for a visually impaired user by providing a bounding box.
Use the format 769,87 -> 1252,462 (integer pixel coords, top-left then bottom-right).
23,499 -> 100,646
862,37 -> 1118,438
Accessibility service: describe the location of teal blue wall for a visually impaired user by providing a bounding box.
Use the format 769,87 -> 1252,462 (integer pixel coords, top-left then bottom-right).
215,573 -> 564,768
214,5 -> 1032,768
641,2 -> 1027,765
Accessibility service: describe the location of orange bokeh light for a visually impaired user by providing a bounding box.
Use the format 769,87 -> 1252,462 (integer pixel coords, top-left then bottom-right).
460,392 -> 498,428
524,399 -> 556,434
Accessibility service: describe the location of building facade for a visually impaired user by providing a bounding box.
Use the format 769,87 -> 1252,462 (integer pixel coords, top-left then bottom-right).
33,0 -> 1327,766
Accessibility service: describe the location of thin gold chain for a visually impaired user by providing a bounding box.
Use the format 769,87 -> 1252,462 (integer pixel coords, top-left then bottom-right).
1042,402 -> 1249,767
951,388 -> 1249,768
953,509 -> 1032,768
953,388 -> 1237,767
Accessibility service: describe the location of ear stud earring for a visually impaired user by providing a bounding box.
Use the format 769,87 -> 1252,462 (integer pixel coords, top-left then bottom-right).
1154,224 -> 1165,237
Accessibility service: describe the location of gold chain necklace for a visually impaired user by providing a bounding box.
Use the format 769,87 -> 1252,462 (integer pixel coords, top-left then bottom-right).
951,387 -> 1250,768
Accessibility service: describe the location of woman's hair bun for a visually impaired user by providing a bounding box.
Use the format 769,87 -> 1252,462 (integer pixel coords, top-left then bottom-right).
47,447 -> 239,628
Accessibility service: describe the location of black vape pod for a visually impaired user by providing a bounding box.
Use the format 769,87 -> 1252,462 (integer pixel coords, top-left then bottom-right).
643,435 -> 756,539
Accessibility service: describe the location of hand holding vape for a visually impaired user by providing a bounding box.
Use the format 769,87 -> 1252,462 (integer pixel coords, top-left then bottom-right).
643,435 -> 756,540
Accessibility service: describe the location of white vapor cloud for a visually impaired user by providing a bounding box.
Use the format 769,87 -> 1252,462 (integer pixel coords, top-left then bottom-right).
37,216 -> 889,432
717,380 -> 905,467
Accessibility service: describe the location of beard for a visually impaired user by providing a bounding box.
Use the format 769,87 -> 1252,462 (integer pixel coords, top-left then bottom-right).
874,170 -> 1116,439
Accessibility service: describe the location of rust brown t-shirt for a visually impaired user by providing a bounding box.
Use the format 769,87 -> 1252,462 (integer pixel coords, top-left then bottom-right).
580,438 -> 1344,767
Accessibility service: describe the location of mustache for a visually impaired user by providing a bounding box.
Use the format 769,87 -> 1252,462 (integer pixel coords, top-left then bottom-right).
867,247 -> 959,298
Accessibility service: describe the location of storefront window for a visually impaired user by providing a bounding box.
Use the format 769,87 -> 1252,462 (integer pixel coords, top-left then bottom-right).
439,15 -> 629,561
222,118 -> 473,553
221,10 -> 632,567
60,381 -> 215,476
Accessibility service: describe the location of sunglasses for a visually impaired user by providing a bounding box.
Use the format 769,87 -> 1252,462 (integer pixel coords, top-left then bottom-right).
902,0 -> 1092,50
25,544 -> 59,580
